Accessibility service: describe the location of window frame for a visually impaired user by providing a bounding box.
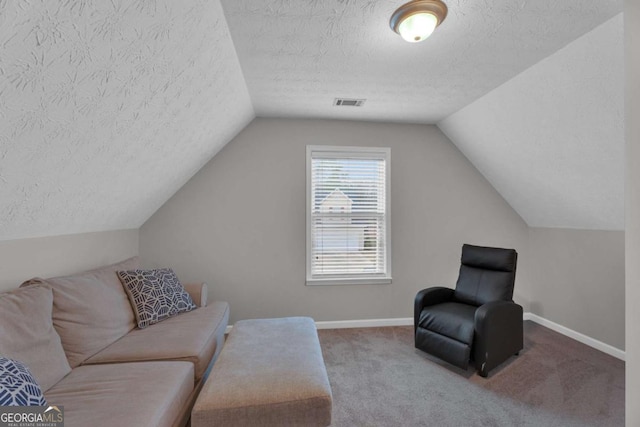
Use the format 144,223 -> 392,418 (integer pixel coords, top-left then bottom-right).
306,145 -> 392,286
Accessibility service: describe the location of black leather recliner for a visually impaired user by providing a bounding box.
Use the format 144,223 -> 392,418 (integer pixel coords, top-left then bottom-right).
414,244 -> 523,377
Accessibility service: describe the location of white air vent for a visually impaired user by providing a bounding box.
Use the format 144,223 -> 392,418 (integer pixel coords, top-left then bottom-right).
334,98 -> 366,107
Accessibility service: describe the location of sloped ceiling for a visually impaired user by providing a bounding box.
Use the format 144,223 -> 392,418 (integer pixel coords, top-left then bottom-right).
220,0 -> 623,230
0,0 -> 626,240
438,15 -> 624,230
0,0 -> 254,241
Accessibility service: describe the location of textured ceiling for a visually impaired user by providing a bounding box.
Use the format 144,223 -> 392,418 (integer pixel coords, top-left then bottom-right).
439,15 -> 624,230
0,0 -> 626,240
220,0 -> 622,124
0,0 -> 254,240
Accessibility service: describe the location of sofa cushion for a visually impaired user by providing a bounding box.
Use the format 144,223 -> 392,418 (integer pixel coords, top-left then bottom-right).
84,301 -> 229,382
0,285 -> 71,391
117,268 -> 196,329
22,257 -> 139,368
0,357 -> 48,406
45,362 -> 193,427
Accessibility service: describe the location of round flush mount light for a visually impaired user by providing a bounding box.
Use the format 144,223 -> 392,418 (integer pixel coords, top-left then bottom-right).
390,0 -> 448,43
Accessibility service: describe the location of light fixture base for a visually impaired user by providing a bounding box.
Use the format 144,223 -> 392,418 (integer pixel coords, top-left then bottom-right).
390,0 -> 448,42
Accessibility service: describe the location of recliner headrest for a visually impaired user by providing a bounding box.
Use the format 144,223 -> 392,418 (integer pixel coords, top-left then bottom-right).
461,244 -> 517,273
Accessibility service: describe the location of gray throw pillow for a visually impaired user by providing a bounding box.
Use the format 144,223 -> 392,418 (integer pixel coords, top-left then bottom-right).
117,268 -> 196,329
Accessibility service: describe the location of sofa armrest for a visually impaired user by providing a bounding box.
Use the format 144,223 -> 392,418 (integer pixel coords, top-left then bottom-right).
184,282 -> 208,307
414,287 -> 455,332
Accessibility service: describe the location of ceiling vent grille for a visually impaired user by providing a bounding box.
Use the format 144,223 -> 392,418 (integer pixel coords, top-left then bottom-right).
334,98 -> 366,107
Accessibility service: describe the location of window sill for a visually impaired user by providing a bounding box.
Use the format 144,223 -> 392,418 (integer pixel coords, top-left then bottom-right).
306,277 -> 392,286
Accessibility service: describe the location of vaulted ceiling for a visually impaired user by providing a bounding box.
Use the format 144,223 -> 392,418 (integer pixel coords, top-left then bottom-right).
439,15 -> 624,230
221,0 -> 622,123
0,0 -> 624,240
0,1 -> 253,240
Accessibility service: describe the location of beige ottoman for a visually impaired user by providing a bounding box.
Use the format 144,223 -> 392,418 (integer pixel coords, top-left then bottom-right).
192,317 -> 332,427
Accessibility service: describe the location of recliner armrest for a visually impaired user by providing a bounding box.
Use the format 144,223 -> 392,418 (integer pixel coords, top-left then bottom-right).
474,300 -> 522,329
184,282 -> 208,308
414,287 -> 455,332
474,300 -> 523,375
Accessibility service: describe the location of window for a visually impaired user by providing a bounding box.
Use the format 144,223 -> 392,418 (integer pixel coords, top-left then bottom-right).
306,145 -> 391,285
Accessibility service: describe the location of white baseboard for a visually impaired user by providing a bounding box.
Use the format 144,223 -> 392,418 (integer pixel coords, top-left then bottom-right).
225,314 -> 625,361
314,318 -> 413,330
523,313 -> 625,361
225,318 -> 412,334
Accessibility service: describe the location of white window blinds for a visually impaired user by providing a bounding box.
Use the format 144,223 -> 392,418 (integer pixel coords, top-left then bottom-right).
306,146 -> 391,285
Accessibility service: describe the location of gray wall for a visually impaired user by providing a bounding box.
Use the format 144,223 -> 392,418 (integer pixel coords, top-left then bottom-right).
139,117 -> 626,354
527,228 -> 625,350
0,229 -> 139,293
0,115 -> 623,361
625,0 -> 640,424
140,118 -> 530,324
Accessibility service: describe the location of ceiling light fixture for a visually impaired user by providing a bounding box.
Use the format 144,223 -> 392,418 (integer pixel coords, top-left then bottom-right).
390,0 -> 448,43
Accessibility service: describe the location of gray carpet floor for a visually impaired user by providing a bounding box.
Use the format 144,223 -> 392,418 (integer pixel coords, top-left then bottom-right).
317,321 -> 624,427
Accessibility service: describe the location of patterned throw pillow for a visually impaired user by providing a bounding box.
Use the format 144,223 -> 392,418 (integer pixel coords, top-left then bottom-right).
117,268 -> 196,329
0,357 -> 47,406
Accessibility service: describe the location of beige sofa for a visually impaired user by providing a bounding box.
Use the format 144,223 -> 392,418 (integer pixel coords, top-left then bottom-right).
0,257 -> 229,427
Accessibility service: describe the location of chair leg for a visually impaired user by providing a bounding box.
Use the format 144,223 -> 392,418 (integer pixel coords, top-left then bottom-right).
478,363 -> 488,378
